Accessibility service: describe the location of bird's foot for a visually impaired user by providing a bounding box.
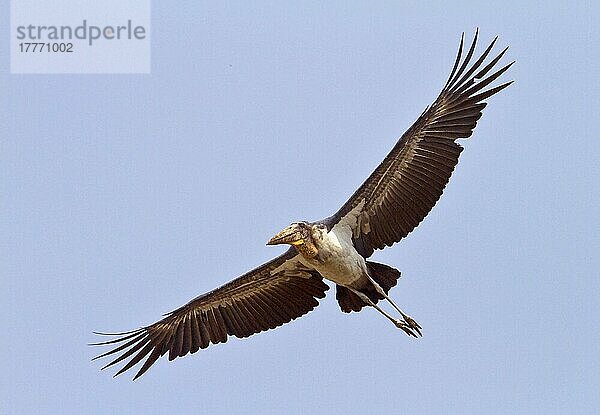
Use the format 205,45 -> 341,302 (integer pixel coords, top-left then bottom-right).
402,314 -> 422,336
394,319 -> 421,337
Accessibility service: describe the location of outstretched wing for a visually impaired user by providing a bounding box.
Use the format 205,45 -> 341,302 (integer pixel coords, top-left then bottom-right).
328,30 -> 513,257
91,249 -> 328,380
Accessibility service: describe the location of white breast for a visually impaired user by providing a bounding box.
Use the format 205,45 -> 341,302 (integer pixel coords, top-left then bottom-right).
299,223 -> 368,287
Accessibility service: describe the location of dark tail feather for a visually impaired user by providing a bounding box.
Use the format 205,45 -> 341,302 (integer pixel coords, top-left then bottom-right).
336,285 -> 364,313
367,262 -> 402,295
336,262 -> 401,313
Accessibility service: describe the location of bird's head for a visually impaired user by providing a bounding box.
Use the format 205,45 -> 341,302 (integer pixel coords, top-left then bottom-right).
267,221 -> 324,258
267,221 -> 311,247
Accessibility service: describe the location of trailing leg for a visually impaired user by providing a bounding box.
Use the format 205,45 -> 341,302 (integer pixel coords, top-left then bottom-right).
346,287 -> 420,337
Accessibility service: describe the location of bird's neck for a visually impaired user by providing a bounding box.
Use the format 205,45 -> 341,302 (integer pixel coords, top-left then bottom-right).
293,238 -> 318,259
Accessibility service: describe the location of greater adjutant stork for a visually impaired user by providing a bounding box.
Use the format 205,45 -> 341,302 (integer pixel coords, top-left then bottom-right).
92,30 -> 513,380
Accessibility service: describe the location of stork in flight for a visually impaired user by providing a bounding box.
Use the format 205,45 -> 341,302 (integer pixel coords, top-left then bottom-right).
92,30 -> 513,380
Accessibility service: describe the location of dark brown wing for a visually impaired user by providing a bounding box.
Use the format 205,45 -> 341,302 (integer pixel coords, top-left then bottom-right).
328,30 -> 513,257
91,249 -> 328,380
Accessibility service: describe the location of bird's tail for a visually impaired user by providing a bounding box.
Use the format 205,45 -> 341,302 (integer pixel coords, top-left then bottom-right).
336,262 -> 401,313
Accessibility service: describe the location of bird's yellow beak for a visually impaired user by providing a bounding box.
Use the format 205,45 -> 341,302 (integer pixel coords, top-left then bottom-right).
267,224 -> 305,246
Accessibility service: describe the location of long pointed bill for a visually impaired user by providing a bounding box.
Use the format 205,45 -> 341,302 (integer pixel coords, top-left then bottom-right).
267,224 -> 304,246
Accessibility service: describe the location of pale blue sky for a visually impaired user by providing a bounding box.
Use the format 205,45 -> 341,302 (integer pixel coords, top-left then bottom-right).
2,2 -> 599,414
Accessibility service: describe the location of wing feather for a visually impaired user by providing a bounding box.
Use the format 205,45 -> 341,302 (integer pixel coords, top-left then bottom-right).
91,250 -> 329,380
329,30 -> 513,257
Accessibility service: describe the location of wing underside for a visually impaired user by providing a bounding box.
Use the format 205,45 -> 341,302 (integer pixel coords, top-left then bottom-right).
329,30 -> 513,257
91,250 -> 329,380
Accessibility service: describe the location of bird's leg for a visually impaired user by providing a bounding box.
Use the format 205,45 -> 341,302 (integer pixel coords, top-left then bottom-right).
347,287 -> 420,337
365,274 -> 422,336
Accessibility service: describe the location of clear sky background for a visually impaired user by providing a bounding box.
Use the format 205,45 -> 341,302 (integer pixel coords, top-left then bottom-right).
2,2 -> 599,414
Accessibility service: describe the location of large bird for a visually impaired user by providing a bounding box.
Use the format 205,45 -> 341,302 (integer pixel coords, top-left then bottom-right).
92,30 -> 513,380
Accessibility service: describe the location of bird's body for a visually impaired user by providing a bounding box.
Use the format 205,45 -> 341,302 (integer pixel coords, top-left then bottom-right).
286,222 -> 368,288
92,30 -> 513,380
303,224 -> 367,288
